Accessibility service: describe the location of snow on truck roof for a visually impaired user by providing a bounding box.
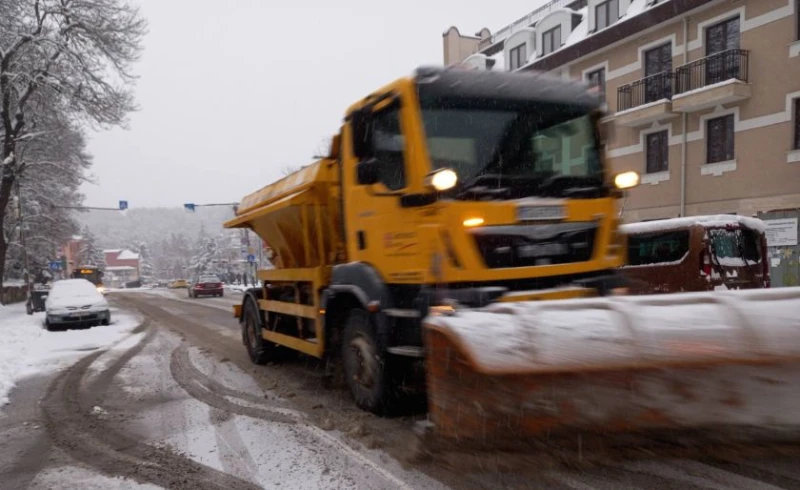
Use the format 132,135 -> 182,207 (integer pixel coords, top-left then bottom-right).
621,215 -> 767,235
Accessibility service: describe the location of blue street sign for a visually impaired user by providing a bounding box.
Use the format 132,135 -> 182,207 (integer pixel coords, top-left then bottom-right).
184,203 -> 196,212
49,260 -> 62,271
247,254 -> 256,264
119,200 -> 128,211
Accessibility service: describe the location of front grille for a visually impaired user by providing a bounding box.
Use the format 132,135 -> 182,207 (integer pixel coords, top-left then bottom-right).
471,222 -> 597,269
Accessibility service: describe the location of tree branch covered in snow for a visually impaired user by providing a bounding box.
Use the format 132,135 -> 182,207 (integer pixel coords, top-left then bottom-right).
0,0 -> 146,290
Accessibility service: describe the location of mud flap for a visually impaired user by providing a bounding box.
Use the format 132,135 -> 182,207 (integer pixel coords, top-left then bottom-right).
423,287 -> 800,449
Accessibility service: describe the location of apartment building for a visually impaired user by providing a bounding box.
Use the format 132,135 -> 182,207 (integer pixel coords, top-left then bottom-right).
443,0 -> 800,225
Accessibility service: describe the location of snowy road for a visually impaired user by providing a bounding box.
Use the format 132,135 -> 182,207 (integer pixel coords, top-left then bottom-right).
2,291 -> 800,489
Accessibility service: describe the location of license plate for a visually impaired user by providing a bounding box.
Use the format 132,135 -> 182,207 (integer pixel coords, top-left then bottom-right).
518,243 -> 569,258
517,205 -> 565,222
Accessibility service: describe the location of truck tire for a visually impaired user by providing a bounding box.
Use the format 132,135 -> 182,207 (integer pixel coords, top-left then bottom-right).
341,308 -> 389,415
242,297 -> 273,365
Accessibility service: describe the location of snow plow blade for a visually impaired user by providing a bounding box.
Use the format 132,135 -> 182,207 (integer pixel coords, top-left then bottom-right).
423,287 -> 800,449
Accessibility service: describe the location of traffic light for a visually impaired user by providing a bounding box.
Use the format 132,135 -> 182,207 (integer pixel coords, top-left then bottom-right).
184,203 -> 196,212
119,200 -> 129,210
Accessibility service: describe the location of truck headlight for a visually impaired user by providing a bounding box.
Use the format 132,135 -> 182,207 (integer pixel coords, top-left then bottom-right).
614,171 -> 640,190
426,168 -> 458,191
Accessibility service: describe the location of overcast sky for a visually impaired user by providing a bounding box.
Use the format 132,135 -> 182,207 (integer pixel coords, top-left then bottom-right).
81,0 -> 547,208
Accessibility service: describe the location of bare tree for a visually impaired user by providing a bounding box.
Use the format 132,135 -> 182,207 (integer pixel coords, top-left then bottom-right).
0,0 -> 146,286
3,113 -> 90,284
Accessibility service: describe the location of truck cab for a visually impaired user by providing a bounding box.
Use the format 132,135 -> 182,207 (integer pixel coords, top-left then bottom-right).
338,67 -> 636,307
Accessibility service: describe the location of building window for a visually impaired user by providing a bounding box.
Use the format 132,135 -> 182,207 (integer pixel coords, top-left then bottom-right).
646,130 -> 669,174
644,43 -> 673,103
596,0 -> 619,31
794,99 -> 800,150
706,17 -> 740,85
586,68 -> 606,103
509,44 -> 527,71
542,26 -> 561,56
706,115 -> 735,164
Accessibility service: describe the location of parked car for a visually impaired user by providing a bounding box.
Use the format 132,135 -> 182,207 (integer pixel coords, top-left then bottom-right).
189,275 -> 224,298
620,215 -> 769,295
45,278 -> 111,331
169,279 -> 189,289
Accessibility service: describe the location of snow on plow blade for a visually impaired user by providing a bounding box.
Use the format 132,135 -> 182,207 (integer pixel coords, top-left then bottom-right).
423,287 -> 800,448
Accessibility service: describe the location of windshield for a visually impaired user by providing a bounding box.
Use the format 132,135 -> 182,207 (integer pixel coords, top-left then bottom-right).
708,227 -> 762,265
419,98 -> 603,199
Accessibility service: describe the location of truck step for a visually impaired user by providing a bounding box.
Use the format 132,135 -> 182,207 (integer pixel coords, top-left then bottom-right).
383,308 -> 421,318
387,346 -> 425,357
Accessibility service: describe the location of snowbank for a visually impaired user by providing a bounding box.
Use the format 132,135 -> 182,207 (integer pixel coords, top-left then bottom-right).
0,303 -> 142,407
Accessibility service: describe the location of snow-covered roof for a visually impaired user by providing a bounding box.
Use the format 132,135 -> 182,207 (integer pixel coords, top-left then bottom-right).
484,0 -> 665,67
105,265 -> 136,271
488,51 -> 505,71
563,7 -> 589,48
117,250 -> 140,260
621,215 -> 767,235
103,249 -> 122,254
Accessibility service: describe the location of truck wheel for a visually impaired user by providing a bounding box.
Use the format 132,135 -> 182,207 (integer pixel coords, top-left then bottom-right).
342,308 -> 389,414
242,297 -> 273,365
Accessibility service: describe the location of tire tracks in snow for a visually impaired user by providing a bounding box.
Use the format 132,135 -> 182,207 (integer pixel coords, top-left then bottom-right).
169,344 -> 422,490
40,322 -> 263,490
169,346 -> 297,425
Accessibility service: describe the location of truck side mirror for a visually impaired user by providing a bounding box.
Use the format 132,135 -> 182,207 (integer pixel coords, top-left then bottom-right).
350,109 -> 373,160
356,159 -> 380,185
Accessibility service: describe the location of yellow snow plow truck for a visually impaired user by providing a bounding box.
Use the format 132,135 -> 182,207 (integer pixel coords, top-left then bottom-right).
225,66 -> 800,449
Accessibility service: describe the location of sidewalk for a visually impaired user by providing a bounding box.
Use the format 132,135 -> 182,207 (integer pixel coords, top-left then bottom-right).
0,302 -> 142,406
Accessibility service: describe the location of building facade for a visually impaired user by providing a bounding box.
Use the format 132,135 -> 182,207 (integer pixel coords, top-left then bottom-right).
443,0 -> 800,223
103,249 -> 140,287
60,237 -> 85,277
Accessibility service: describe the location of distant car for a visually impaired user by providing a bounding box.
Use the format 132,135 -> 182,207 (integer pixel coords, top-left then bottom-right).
169,279 -> 189,289
45,278 -> 110,331
189,275 -> 223,298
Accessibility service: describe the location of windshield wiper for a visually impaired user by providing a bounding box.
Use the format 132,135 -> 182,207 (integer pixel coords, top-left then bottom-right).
537,175 -> 606,198
454,174 -> 511,200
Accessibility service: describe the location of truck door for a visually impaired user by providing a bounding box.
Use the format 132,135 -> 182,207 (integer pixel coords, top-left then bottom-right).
344,95 -> 427,285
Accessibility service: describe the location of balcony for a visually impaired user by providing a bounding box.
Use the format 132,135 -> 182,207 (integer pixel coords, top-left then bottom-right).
672,49 -> 751,112
615,72 -> 678,127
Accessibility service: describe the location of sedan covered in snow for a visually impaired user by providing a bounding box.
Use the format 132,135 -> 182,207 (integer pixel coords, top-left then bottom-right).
45,278 -> 111,331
